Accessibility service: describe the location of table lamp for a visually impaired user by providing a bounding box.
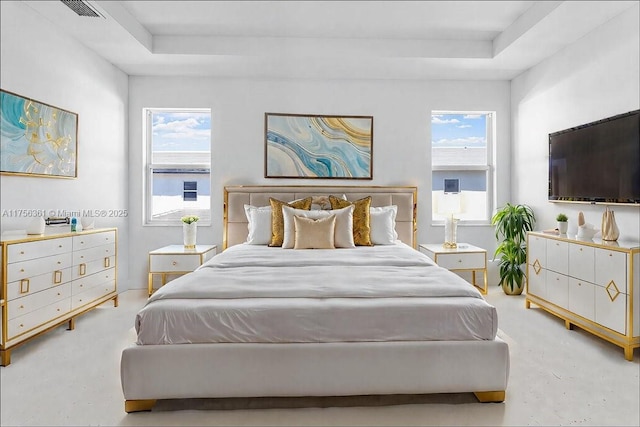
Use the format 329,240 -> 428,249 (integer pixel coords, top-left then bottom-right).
439,193 -> 461,249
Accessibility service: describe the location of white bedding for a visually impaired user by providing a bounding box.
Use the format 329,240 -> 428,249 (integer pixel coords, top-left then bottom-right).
135,243 -> 498,345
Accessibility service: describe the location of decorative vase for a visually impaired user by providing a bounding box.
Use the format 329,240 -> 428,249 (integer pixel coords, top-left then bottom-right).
601,206 -> 619,241
26,217 -> 46,235
557,221 -> 568,234
183,222 -> 197,249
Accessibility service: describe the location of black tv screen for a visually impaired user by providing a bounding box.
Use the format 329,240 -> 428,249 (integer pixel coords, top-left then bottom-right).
549,110 -> 640,204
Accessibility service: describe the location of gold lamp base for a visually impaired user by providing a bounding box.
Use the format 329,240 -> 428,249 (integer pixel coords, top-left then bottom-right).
443,241 -> 458,249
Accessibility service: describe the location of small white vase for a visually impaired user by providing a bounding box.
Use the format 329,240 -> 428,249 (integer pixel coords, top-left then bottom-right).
183,223 -> 197,249
27,217 -> 46,235
557,221 -> 568,234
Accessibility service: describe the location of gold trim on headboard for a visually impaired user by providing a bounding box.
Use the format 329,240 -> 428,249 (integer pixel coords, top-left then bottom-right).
223,185 -> 418,250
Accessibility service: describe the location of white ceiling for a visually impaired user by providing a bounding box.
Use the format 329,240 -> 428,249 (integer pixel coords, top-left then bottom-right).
22,0 -> 638,80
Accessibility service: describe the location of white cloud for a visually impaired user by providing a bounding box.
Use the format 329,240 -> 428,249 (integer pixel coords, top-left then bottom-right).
432,116 -> 461,125
432,136 -> 486,147
463,114 -> 484,119
457,125 -> 472,128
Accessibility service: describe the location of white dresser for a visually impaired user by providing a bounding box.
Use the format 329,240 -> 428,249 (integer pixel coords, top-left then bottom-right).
526,232 -> 639,360
0,228 -> 118,366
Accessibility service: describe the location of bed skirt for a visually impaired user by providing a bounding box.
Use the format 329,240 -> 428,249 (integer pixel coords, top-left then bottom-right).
121,338 -> 509,412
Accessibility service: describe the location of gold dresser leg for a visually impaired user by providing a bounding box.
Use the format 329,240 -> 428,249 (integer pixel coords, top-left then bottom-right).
113,295 -> 119,307
125,399 -> 157,413
68,318 -> 75,330
0,349 -> 11,367
624,346 -> 634,361
474,391 -> 505,403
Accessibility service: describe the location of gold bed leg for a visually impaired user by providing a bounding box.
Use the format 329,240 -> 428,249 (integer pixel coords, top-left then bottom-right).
474,391 -> 505,403
125,399 -> 157,413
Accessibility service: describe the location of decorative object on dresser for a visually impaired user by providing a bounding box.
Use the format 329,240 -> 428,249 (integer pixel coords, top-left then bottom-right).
264,113 -> 373,179
0,89 -> 78,179
181,215 -> 199,249
26,217 -> 46,235
419,243 -> 488,294
526,232 -> 639,361
148,244 -> 217,296
491,203 -> 536,295
576,211 -> 598,240
601,206 -> 619,241
556,213 -> 568,235
0,228 -> 118,366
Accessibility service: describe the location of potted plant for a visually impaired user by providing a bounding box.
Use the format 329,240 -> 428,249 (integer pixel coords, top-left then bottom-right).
491,203 -> 536,295
556,213 -> 568,234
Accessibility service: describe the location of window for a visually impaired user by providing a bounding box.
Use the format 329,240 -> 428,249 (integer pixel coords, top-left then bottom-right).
431,112 -> 494,224
144,109 -> 211,225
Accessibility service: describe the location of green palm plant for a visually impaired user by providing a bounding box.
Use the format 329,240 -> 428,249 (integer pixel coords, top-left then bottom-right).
491,203 -> 536,294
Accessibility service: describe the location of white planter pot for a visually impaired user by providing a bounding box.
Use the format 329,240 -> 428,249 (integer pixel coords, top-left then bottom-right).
557,221 -> 568,234
183,223 -> 197,249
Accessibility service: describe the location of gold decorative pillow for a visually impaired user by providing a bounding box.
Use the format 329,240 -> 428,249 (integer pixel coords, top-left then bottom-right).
293,214 -> 336,249
269,197 -> 312,246
329,195 -> 372,246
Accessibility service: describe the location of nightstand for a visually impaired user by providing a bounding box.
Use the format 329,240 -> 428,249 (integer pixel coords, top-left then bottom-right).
419,243 -> 488,294
148,244 -> 217,296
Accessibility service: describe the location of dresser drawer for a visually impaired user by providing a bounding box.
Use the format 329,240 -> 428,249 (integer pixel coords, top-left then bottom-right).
73,243 -> 116,265
7,267 -> 73,301
568,244 -> 594,283
7,298 -> 72,341
546,270 -> 569,310
435,252 -> 485,270
8,283 -> 72,320
594,249 -> 627,294
72,268 -> 115,294
73,230 -> 116,250
546,239 -> 568,274
72,255 -> 115,280
7,237 -> 72,263
71,280 -> 116,310
150,254 -> 203,272
7,252 -> 73,283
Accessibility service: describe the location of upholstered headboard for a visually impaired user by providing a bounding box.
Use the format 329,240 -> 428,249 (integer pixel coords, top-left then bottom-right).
223,185 -> 417,249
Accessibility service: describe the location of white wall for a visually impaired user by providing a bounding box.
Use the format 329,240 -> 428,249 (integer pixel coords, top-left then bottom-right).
0,2 -> 130,287
511,5 -> 640,241
128,77 -> 511,287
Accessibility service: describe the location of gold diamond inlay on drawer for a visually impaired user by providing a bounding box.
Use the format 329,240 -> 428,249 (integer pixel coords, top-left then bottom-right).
533,259 -> 542,275
606,280 -> 621,302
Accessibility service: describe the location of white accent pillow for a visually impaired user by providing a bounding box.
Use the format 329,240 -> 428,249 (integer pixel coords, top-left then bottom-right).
282,205 -> 355,249
370,205 -> 398,245
243,205 -> 272,245
293,214 -> 336,249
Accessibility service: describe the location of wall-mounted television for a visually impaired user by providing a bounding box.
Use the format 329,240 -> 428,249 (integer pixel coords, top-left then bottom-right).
549,110 -> 640,205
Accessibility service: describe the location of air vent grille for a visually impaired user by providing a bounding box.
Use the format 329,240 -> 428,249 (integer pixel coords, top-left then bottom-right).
60,0 -> 103,18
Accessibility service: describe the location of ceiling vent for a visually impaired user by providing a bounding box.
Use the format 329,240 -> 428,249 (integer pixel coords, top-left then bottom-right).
60,0 -> 104,18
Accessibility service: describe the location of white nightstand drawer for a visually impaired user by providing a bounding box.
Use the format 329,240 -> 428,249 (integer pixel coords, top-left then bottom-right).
435,252 -> 485,270
150,254 -> 202,272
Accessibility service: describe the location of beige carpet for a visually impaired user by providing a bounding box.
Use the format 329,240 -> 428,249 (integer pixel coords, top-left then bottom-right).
1,288 -> 638,426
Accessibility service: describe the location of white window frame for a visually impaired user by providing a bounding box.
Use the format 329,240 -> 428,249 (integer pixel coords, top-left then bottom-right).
431,110 -> 495,226
143,108 -> 212,226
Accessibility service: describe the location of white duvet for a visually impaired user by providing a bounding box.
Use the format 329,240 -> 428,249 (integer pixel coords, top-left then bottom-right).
135,243 -> 498,344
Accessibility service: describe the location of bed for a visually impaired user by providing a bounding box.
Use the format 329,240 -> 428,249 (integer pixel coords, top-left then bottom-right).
120,185 -> 509,412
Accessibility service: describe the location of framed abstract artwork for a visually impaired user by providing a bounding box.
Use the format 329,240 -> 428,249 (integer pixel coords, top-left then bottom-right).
265,113 -> 373,179
1,89 -> 78,178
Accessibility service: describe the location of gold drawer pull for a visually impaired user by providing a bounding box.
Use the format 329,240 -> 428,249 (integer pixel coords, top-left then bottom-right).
19,305 -> 24,309
172,261 -> 177,266
20,279 -> 30,294
609,254 -> 612,257
104,257 -> 110,268
458,259 -> 462,263
20,251 -> 25,255
58,245 -> 63,248
57,292 -> 61,296
79,263 -> 86,276
19,324 -> 24,328
57,308 -> 61,312
20,269 -> 25,273
54,270 -> 63,284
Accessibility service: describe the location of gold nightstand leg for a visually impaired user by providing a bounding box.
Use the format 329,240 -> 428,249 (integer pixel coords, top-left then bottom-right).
148,273 -> 153,296
472,271 -> 476,286
0,349 -> 11,366
482,269 -> 488,294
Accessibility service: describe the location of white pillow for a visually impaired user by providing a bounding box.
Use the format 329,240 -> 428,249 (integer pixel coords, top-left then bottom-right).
243,205 -> 272,245
370,205 -> 398,245
282,205 -> 355,248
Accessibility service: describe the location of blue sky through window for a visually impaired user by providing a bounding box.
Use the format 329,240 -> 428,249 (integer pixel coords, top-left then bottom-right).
431,114 -> 486,148
152,111 -> 211,152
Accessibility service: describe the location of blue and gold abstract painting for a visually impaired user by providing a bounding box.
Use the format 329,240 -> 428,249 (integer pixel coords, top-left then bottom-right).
265,113 -> 373,179
1,90 -> 78,178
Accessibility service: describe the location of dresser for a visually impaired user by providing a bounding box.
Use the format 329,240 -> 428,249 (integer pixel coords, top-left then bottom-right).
1,228 -> 118,366
526,232 -> 639,360
148,244 -> 217,296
